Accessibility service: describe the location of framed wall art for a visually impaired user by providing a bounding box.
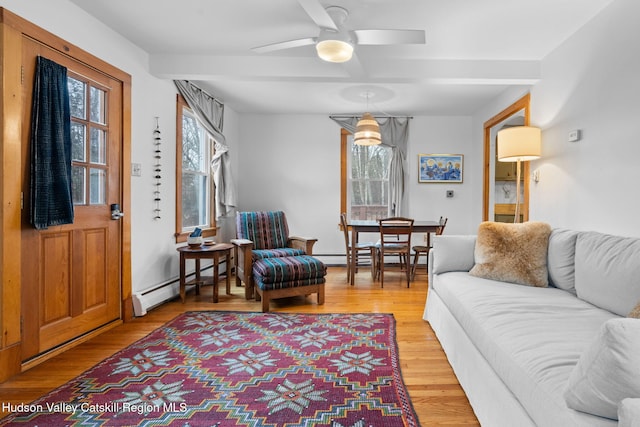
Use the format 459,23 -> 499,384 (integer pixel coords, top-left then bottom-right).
418,154 -> 463,183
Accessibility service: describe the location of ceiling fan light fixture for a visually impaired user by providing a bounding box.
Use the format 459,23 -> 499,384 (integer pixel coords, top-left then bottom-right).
316,39 -> 353,63
354,112 -> 381,146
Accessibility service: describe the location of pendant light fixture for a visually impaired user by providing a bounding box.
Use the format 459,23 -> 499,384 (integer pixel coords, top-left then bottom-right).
354,92 -> 381,146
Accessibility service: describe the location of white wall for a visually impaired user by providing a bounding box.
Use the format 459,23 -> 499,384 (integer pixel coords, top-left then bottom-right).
237,114 -> 476,260
474,0 -> 640,237
0,0 -> 241,296
529,0 -> 640,236
406,117 -> 476,235
237,115 -> 343,256
7,0 -> 637,308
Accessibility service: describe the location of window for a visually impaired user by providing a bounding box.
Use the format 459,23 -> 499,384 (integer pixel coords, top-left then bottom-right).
341,129 -> 392,220
175,95 -> 216,242
68,75 -> 109,206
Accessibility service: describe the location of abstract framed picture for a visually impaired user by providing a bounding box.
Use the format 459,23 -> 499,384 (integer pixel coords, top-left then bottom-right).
418,154 -> 463,183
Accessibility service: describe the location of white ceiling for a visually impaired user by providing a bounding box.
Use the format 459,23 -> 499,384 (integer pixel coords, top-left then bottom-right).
69,0 -> 614,115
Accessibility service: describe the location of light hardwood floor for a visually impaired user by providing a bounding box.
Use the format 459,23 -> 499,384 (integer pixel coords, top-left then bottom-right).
0,267 -> 480,426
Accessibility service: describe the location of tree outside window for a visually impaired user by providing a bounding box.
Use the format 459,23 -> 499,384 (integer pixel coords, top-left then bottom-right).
342,130 -> 392,220
175,95 -> 216,242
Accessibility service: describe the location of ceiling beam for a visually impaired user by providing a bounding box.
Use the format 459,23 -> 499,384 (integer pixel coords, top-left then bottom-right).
149,54 -> 540,86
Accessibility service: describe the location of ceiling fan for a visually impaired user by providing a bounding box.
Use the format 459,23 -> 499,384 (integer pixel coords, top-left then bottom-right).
251,0 -> 426,63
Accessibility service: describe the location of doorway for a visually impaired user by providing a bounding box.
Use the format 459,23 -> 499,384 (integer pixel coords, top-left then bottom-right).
13,31 -> 131,368
482,94 -> 531,222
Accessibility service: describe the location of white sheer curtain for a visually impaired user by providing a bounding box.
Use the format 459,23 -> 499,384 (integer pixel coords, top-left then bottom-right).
330,116 -> 410,216
174,80 -> 236,218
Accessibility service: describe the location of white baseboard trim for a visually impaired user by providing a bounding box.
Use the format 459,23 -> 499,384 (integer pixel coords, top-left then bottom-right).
132,261 -> 227,317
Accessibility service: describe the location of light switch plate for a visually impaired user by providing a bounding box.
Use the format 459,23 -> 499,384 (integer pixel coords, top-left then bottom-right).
131,163 -> 142,176
568,130 -> 581,142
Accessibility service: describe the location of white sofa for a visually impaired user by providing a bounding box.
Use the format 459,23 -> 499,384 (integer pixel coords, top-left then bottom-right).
423,225 -> 640,427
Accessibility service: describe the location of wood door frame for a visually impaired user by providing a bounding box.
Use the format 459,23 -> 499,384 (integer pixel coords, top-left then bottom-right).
482,94 -> 531,222
0,8 -> 132,382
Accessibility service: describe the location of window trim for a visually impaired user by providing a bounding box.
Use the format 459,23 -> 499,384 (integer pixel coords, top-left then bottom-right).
340,128 -> 349,216
175,94 -> 216,243
340,128 -> 392,221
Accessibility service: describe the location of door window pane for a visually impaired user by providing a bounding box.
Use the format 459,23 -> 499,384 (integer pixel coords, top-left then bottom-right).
90,128 -> 106,164
71,122 -> 86,162
67,77 -> 86,120
72,166 -> 86,205
89,168 -> 106,205
90,86 -> 106,124
69,73 -> 109,207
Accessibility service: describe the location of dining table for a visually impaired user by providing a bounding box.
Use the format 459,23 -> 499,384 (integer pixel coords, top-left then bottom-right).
346,219 -> 443,286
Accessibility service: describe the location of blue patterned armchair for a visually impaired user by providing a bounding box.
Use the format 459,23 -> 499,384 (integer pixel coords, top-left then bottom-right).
231,211 -> 318,299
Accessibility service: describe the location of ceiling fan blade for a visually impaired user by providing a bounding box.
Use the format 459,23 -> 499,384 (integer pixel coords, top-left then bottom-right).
297,0 -> 338,31
354,29 -> 426,45
341,51 -> 367,79
252,37 -> 317,54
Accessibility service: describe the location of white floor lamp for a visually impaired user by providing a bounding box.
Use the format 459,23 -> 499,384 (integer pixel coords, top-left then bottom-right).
497,126 -> 541,223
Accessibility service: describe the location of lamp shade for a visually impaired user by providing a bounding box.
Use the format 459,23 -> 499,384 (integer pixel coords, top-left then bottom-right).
497,126 -> 542,162
316,39 -> 353,63
354,112 -> 381,145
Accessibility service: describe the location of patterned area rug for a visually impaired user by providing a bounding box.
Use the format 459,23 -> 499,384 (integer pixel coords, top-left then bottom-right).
1,311 -> 420,426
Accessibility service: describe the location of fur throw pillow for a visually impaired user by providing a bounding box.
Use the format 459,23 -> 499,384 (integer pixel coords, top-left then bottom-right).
469,221 -> 552,287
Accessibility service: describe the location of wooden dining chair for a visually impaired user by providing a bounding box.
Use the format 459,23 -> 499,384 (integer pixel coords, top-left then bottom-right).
411,216 -> 448,280
375,217 -> 414,288
340,213 -> 376,285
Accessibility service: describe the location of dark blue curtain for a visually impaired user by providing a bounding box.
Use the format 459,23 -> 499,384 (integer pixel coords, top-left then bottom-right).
30,56 -> 74,229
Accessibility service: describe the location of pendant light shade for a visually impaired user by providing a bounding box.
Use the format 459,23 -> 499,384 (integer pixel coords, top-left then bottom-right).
354,112 -> 381,146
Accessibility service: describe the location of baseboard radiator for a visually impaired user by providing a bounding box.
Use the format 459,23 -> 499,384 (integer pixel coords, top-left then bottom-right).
131,254 -> 351,316
132,260 -> 230,317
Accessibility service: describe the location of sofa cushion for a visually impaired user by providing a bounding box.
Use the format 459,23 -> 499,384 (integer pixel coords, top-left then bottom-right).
252,255 -> 326,285
469,221 -> 551,287
432,235 -> 476,274
433,271 -> 617,427
618,398 -> 640,427
547,228 -> 579,294
564,318 -> 640,420
574,231 -> 640,316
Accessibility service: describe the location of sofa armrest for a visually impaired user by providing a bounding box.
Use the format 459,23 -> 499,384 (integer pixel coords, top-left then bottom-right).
429,235 -> 477,276
619,398 -> 640,427
288,236 -> 318,255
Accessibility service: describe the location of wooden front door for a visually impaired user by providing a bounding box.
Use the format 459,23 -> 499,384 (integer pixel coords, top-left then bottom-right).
20,37 -> 123,360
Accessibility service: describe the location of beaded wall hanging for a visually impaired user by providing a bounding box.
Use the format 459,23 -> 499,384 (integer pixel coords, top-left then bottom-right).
153,117 -> 161,219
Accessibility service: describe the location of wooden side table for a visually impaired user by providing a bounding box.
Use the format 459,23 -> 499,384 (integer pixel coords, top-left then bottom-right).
177,242 -> 233,303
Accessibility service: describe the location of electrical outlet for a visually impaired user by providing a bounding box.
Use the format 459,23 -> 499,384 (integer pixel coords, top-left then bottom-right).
532,169 -> 540,183
131,163 -> 142,176
446,190 -> 454,198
